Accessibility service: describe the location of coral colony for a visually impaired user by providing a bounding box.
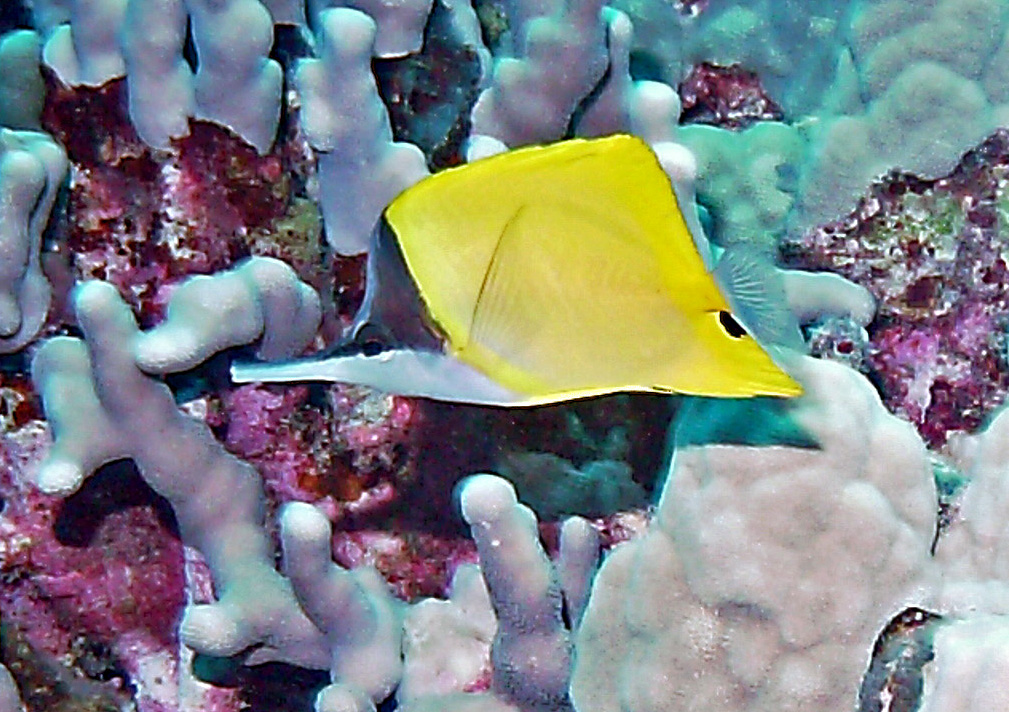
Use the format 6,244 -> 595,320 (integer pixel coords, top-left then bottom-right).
7,0 -> 1009,711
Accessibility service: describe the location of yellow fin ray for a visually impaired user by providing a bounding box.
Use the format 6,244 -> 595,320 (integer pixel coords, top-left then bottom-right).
458,199 -> 698,396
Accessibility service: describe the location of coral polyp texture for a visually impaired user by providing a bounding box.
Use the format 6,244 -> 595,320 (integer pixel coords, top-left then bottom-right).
3,0 -> 1009,711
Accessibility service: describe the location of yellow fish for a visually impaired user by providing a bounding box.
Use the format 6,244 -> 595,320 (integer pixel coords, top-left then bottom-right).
232,135 -> 803,405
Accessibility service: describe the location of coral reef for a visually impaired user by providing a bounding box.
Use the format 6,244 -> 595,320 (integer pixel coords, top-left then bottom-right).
2,0 -> 1009,711
0,663 -> 23,712
297,7 -> 429,255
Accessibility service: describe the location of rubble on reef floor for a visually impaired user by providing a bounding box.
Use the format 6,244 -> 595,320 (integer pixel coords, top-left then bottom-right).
785,130 -> 1009,450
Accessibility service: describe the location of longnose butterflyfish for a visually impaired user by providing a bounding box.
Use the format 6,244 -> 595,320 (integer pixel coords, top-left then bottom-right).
231,134 -> 803,405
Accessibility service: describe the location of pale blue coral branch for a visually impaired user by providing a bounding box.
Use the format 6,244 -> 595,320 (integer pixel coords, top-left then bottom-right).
574,7 -> 634,138
122,0 -> 195,149
31,279 -> 333,669
459,475 -> 574,712
296,8 -> 429,255
314,684 -> 379,712
263,0 -> 308,24
188,0 -> 284,153
498,0 -> 557,57
0,31 -> 45,131
0,664 -> 24,712
281,502 -> 405,710
309,0 -> 434,57
467,0 -> 684,162
42,0 -> 127,87
398,476 -> 585,712
30,0 -> 73,35
557,517 -> 598,629
0,145 -> 45,340
135,257 -> 321,373
576,10 -> 687,157
469,0 -> 608,147
30,336 -> 126,494
780,269 -> 876,328
0,129 -> 66,353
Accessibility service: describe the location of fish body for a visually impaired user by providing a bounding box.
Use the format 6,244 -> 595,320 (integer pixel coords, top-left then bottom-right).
232,135 -> 803,405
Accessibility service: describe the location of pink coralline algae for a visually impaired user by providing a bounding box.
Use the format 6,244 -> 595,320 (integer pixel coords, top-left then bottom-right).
784,130 -> 1009,449
220,383 -> 419,525
332,529 -> 478,600
679,62 -> 784,129
41,75 -> 319,329
0,422 -> 189,711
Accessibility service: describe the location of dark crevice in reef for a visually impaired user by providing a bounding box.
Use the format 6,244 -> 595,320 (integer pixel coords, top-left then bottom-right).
401,393 -> 676,536
182,17 -> 199,72
1,621 -> 131,712
54,460 -> 178,547
195,656 -> 330,712
271,23 -> 315,71
373,0 -> 483,170
163,349 -> 236,405
858,607 -> 943,712
0,1 -> 31,35
470,0 -> 508,54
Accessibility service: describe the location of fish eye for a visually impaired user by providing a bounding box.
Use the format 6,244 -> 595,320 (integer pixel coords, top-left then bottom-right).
361,339 -> 384,357
718,311 -> 747,339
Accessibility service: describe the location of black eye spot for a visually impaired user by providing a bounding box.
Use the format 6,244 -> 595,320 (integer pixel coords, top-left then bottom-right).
718,311 -> 747,338
361,339 -> 384,357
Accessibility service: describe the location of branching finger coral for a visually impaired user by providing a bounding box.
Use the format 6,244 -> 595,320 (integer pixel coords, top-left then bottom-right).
469,0 -> 608,147
309,0 -> 434,57
0,31 -> 44,130
0,129 -> 66,353
121,0 -> 194,149
188,0 -> 283,153
31,281 -> 329,666
281,501 -> 404,711
296,7 -> 429,255
42,0 -> 126,87
135,256 -> 321,374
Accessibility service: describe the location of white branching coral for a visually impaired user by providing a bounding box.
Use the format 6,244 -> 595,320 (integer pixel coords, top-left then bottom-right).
296,8 -> 429,255
281,502 -> 405,712
0,129 -> 66,353
135,256 -> 321,373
